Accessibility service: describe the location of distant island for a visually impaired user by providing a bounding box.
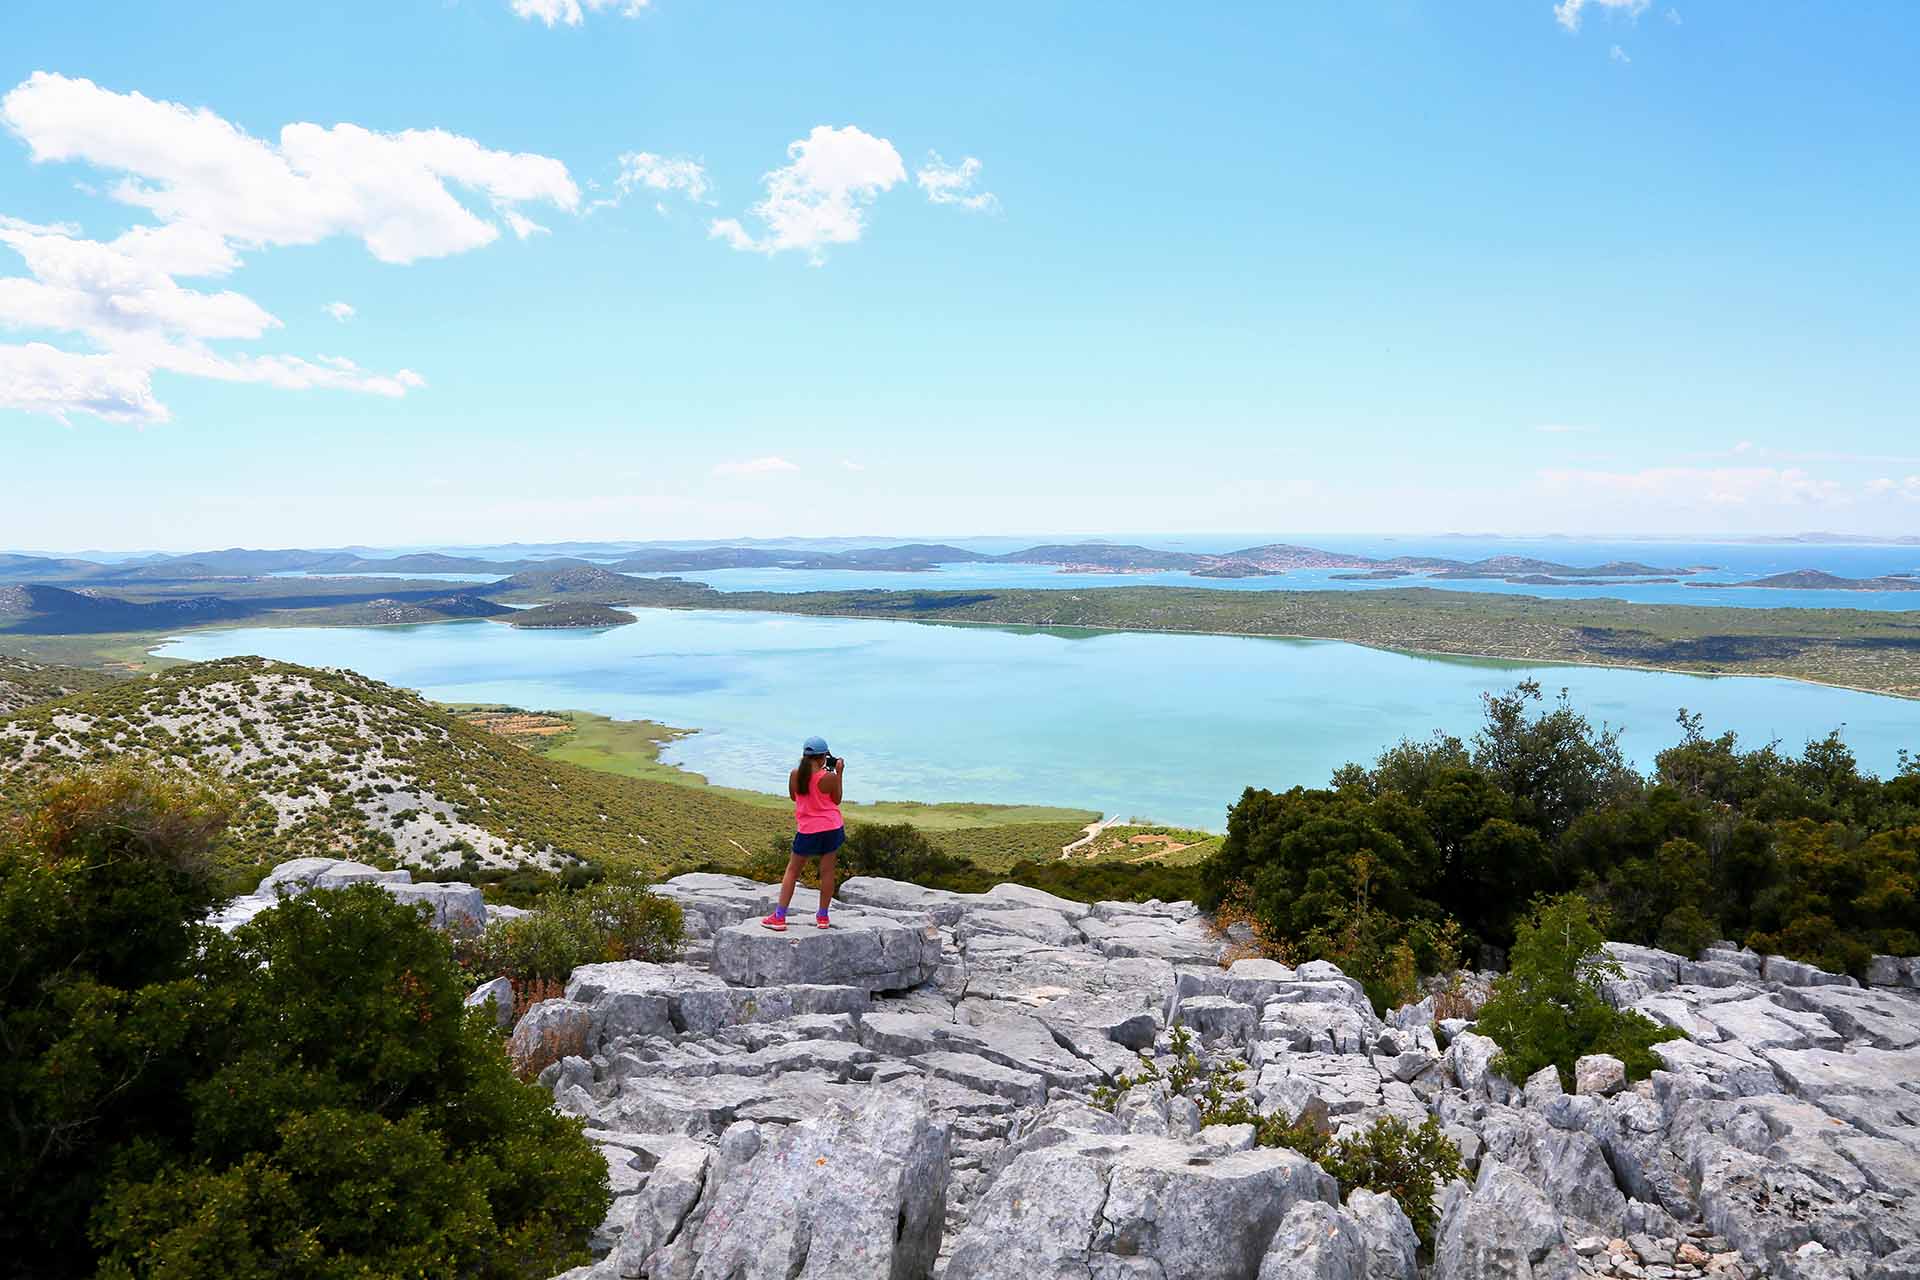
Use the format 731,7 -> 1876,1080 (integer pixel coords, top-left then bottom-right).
500,602 -> 636,629
0,539 -> 1707,586
1694,571 -> 1920,593
8,540 -> 1920,697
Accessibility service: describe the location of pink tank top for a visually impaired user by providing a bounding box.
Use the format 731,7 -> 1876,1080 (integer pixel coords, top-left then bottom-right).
793,768 -> 843,834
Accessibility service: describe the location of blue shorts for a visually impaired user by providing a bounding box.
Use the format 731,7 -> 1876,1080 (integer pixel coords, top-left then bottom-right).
792,827 -> 845,858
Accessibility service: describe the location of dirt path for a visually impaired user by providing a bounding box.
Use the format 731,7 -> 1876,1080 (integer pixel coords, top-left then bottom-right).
1059,814 -> 1121,859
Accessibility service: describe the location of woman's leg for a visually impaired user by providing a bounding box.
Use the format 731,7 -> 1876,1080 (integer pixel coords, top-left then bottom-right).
816,852 -> 837,916
778,854 -> 805,910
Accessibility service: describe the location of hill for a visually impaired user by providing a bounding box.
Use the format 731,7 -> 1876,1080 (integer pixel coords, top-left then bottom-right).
329,595 -> 513,624
0,657 -> 119,714
0,657 -> 790,880
503,602 -> 636,629
491,565 -> 648,599
1706,570 -> 1920,592
0,584 -> 252,633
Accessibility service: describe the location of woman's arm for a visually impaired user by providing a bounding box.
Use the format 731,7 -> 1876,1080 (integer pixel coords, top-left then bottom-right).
822,761 -> 844,803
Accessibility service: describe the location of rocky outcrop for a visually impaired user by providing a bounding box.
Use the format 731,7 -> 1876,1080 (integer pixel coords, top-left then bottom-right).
476,871 -> 1919,1280
212,857 -> 490,932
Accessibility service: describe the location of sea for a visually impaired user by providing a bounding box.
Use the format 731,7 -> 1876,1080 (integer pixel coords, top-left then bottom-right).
153,607 -> 1920,832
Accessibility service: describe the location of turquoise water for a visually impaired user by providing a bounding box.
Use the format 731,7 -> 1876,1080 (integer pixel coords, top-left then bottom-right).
152,612 -> 1919,831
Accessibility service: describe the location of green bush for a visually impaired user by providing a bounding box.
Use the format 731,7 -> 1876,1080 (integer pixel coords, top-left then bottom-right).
1476,893 -> 1670,1091
459,872 -> 683,984
1,766 -> 609,1280
1321,1116 -> 1465,1248
0,766 -> 232,1274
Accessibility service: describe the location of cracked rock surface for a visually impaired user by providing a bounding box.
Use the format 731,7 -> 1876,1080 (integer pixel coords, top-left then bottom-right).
438,872 -> 1920,1280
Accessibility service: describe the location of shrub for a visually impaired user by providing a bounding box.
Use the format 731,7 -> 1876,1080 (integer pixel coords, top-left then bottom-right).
2,766 -> 609,1280
458,872 -> 682,985
1321,1115 -> 1465,1248
1476,893 -> 1670,1091
0,766 -> 232,1275
841,821 -> 970,882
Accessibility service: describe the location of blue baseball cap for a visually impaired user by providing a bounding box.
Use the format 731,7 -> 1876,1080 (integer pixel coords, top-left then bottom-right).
802,736 -> 831,756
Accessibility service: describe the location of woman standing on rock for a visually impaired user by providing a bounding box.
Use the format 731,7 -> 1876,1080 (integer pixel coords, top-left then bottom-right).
762,736 -> 845,931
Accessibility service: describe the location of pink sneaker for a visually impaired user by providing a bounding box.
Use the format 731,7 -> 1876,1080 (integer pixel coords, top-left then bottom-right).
815,914 -> 831,930
759,912 -> 788,932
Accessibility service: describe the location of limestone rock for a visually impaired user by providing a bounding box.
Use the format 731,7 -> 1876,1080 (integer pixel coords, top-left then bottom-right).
711,914 -> 939,992
1258,1199 -> 1368,1280
1344,1187 -> 1419,1280
1432,1158 -> 1578,1280
466,975 -> 515,1029
1576,1053 -> 1627,1097
508,998 -> 591,1067
384,880 -> 487,930
634,1087 -> 949,1280
946,1133 -> 1336,1280
1446,1031 -> 1515,1104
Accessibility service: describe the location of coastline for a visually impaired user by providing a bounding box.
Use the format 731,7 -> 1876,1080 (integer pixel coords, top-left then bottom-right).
628,602 -> 1920,704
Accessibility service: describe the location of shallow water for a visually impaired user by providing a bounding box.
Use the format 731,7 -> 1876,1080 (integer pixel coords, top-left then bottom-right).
153,611 -> 1919,831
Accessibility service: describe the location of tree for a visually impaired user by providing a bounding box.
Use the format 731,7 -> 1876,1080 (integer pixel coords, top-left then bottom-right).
1,767 -> 231,1275
1472,682 -> 1636,841
1,766 -> 609,1280
93,887 -> 609,1279
1207,786 -> 1441,940
1476,893 -> 1669,1090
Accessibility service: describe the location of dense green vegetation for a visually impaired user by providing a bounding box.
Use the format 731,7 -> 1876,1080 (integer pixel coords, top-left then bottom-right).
1201,680 -> 1920,999
1476,894 -> 1668,1090
0,768 -> 608,1280
454,872 -> 684,985
500,602 -> 636,629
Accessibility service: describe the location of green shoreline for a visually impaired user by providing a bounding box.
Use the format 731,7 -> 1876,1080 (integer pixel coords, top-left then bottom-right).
445,702 -> 1103,834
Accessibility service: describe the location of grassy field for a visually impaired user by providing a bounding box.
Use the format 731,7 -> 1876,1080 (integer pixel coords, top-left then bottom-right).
452,704 -> 1101,845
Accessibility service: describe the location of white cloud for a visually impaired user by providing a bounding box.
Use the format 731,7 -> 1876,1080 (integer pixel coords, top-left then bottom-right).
323,300 -> 355,322
713,455 -> 799,476
0,340 -> 167,424
1539,465 -> 1847,508
840,459 -> 865,472
1553,0 -> 1649,33
1534,423 -> 1583,434
510,0 -> 649,26
0,72 -> 579,265
710,125 -> 905,263
503,210 -> 549,239
0,73 -> 561,424
615,152 -> 711,204
1664,7 -> 1682,23
0,218 -> 277,343
1609,44 -> 1631,63
916,153 -> 998,213
1867,476 -> 1920,502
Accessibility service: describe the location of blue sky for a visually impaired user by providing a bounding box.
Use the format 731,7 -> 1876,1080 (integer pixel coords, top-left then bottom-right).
2,0 -> 1918,551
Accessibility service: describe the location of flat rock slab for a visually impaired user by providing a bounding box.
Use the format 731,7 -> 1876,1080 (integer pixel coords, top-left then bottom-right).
712,914 -> 941,992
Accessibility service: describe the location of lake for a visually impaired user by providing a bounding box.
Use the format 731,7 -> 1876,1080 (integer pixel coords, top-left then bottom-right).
151,611 -> 1919,831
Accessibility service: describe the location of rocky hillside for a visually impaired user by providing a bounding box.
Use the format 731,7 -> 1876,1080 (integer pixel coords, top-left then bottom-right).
471,871 -> 1920,1280
0,656 -> 787,876
0,657 -> 117,715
